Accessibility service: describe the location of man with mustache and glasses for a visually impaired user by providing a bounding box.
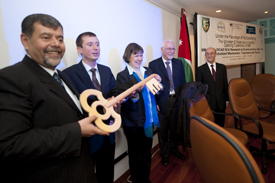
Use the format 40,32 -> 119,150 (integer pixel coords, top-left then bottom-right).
63,32 -> 117,183
0,14 -> 108,183
149,39 -> 186,166
196,47 -> 229,127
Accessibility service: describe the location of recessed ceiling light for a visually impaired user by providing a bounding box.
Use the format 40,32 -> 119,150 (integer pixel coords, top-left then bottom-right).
264,11 -> 268,14
216,10 -> 222,13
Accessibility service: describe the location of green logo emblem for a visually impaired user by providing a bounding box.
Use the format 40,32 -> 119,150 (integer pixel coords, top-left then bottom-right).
202,17 -> 210,32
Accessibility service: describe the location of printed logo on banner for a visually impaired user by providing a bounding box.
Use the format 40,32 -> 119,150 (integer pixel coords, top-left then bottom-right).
217,21 -> 225,32
230,23 -> 243,30
202,17 -> 210,32
246,26 -> 256,34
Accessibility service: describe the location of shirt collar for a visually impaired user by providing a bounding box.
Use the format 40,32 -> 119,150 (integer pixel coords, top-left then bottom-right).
126,63 -> 146,76
26,54 -> 57,76
207,61 -> 216,67
39,64 -> 57,76
207,61 -> 216,72
162,56 -> 171,65
82,60 -> 98,72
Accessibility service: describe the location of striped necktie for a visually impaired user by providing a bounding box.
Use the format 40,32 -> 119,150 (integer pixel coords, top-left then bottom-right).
90,68 -> 101,91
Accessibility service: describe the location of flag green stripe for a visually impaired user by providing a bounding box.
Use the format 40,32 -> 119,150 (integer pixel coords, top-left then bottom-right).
179,57 -> 193,82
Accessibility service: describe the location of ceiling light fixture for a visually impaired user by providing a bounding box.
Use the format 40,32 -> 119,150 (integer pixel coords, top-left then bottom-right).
264,11 -> 268,14
216,10 -> 222,13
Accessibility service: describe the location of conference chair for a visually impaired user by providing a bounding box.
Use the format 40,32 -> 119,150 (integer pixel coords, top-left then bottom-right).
229,78 -> 275,174
251,74 -> 275,118
189,93 -> 249,145
190,116 -> 265,183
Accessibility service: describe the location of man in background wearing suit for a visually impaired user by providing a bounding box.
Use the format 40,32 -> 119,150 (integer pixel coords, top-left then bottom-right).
63,32 -> 116,183
196,47 -> 229,127
0,14 -> 109,183
149,40 -> 186,166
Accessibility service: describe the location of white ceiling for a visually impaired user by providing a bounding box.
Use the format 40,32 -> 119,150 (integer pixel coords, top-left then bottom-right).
149,0 -> 275,23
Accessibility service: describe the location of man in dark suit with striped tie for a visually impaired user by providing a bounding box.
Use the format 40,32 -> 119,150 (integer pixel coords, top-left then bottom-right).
149,40 -> 186,166
196,47 -> 229,127
63,32 -> 117,183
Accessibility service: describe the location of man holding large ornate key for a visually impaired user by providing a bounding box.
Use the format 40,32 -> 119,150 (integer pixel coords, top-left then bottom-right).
63,32 -> 118,183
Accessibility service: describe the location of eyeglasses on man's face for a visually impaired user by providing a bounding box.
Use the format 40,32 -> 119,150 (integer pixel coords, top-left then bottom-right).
163,47 -> 176,51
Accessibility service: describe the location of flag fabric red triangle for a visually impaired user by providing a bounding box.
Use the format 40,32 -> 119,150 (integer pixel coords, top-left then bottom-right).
178,13 -> 193,82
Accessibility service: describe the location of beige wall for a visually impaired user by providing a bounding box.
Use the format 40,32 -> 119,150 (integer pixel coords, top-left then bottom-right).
0,3 -> 10,69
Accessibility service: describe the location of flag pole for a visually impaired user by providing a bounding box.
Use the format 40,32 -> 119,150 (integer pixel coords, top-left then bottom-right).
178,8 -> 193,82
181,8 -> 185,25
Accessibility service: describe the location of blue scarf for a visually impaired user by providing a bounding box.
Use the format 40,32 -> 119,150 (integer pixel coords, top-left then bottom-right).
133,72 -> 160,138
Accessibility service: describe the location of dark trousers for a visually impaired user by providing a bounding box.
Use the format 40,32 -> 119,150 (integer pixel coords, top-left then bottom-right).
91,140 -> 115,183
214,101 -> 225,127
158,97 -> 179,158
123,126 -> 152,183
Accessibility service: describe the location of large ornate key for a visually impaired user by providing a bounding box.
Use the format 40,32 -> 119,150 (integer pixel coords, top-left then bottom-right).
80,74 -> 163,132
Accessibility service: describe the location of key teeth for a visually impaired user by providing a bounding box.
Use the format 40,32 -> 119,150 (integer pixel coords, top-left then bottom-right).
145,77 -> 163,95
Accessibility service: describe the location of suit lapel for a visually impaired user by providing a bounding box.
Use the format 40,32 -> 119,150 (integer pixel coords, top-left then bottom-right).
203,63 -> 215,83
145,69 -> 151,78
58,70 -> 79,97
22,56 -> 81,113
76,61 -> 95,89
50,75 -> 81,112
125,68 -> 138,85
57,71 -> 82,112
215,63 -> 221,82
97,64 -> 106,93
157,58 -> 169,80
171,58 -> 177,81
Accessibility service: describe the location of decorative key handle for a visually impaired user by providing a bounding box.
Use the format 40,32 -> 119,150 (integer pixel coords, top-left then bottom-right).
80,74 -> 163,132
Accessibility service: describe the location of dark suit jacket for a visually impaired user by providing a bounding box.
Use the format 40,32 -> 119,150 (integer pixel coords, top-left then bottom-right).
116,67 -> 153,127
149,57 -> 186,114
63,61 -> 116,154
0,56 -> 96,183
196,62 -> 229,112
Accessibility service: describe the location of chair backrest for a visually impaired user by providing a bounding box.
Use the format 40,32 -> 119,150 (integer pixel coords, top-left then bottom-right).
189,93 -> 215,121
251,74 -> 275,109
190,116 -> 265,183
229,78 -> 260,119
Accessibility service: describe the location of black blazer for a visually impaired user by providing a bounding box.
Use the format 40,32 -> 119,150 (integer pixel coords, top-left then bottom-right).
116,67 -> 153,127
196,62 -> 229,112
149,57 -> 186,114
0,56 -> 96,183
62,61 -> 116,154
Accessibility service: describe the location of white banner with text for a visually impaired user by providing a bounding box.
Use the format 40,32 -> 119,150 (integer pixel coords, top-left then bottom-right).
197,14 -> 265,66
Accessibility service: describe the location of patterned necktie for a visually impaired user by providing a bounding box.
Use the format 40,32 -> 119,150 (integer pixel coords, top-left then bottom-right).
53,72 -> 64,87
165,61 -> 174,92
211,65 -> 216,81
90,68 -> 101,91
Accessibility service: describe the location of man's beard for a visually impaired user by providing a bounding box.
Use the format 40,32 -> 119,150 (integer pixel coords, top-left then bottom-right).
43,48 -> 63,68
43,56 -> 62,68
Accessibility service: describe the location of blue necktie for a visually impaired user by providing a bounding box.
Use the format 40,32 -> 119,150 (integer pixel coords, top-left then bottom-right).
53,72 -> 64,87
